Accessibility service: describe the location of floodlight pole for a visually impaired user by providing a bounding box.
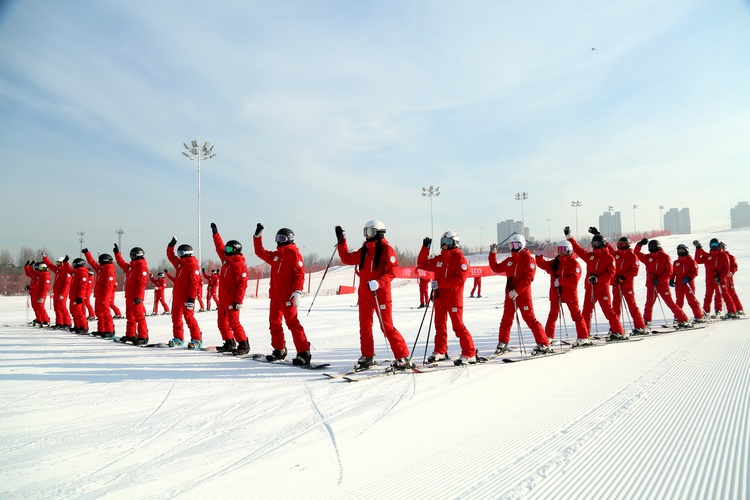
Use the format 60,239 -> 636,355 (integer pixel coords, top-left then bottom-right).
421,186 -> 440,252
116,228 -> 124,250
571,201 -> 583,239
182,140 -> 216,266
514,192 -> 528,227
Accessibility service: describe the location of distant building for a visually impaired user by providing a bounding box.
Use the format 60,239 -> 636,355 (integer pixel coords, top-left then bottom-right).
730,201 -> 750,229
598,211 -> 622,240
664,208 -> 691,235
496,220 -> 529,243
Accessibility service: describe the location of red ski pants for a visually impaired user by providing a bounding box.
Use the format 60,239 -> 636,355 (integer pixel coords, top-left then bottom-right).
498,291 -> 548,346
268,298 -> 310,353
432,301 -> 476,358
357,293 -> 409,359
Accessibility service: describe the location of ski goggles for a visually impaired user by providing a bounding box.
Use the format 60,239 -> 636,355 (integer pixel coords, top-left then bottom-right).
617,241 -> 630,250
709,241 -> 721,249
509,242 -> 523,251
176,249 -> 193,257
557,245 -> 570,254
364,227 -> 380,239
275,234 -> 293,244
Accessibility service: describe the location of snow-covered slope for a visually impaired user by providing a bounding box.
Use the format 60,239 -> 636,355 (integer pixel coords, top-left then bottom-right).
1,229 -> 747,499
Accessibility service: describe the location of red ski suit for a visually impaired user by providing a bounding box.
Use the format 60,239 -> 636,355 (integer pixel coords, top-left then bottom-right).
694,247 -> 724,314
418,278 -> 429,306
85,272 -> 95,317
338,236 -> 409,359
84,251 -> 117,333
725,251 -> 744,312
254,235 -> 310,354
213,233 -> 249,342
417,246 -> 476,357
42,256 -> 73,326
569,238 -> 624,334
634,245 -> 690,323
606,244 -> 647,330
167,245 -> 203,341
25,264 -> 51,323
535,254 -> 588,340
670,254 -> 703,320
203,270 -> 219,310
489,249 -> 548,346
149,275 -> 170,314
115,252 -> 149,339
69,266 -> 90,331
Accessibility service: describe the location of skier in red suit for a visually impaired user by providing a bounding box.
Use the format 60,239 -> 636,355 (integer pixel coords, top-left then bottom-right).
337,220 -> 411,370
694,239 -> 723,316
490,233 -> 550,354
566,227 -> 625,341
211,223 -> 249,354
202,268 -> 219,310
417,231 -> 477,365
83,249 -> 117,337
68,258 -> 90,333
418,277 -> 429,308
149,272 -> 170,315
634,239 -> 692,328
670,244 -> 705,322
692,238 -> 738,319
24,260 -> 51,326
166,238 -> 203,349
720,242 -> 744,315
42,254 -> 73,329
114,244 -> 150,344
535,240 -> 590,345
253,224 -> 313,365
595,230 -> 648,335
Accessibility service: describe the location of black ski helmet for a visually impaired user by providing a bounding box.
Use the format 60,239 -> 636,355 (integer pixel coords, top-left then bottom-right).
275,228 -> 295,246
676,244 -> 689,257
176,244 -> 193,258
648,239 -> 662,253
98,253 -> 114,265
591,234 -> 606,249
72,257 -> 86,268
225,240 -> 243,255
709,238 -> 720,249
617,237 -> 631,250
130,247 -> 145,260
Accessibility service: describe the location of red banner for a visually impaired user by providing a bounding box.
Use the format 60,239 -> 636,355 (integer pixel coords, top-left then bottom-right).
394,265 -> 499,279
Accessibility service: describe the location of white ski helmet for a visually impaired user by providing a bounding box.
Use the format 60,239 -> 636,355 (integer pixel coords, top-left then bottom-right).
440,231 -> 459,249
557,240 -> 572,255
508,233 -> 526,252
363,220 -> 386,240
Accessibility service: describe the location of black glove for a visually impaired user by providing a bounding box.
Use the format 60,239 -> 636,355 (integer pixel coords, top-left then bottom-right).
168,237 -> 177,247
692,240 -> 701,248
210,223 -> 218,235
335,226 -> 345,244
423,237 -> 432,248
81,248 -> 88,254
63,255 -> 69,263
616,275 -> 625,284
134,298 -> 142,305
652,278 -> 659,286
587,275 -> 598,284
25,260 -> 30,266
30,260 -> 36,266
185,298 -> 195,310
232,302 -> 242,310
637,238 -> 649,246
164,269 -> 168,273
588,226 -> 600,235
201,268 -> 205,273
714,276 -> 721,284
254,223 -> 264,237
74,297 -> 83,304
113,243 -> 120,254
669,279 -> 675,287
682,277 -> 691,284
563,226 -> 571,238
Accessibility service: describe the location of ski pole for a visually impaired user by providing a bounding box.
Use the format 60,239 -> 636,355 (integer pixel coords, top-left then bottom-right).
410,289 -> 433,359
306,243 -> 338,317
558,293 -> 570,344
513,297 -> 526,355
590,286 -> 599,335
421,299 -> 436,365
618,283 -> 633,330
655,292 -> 669,326
372,290 -> 394,362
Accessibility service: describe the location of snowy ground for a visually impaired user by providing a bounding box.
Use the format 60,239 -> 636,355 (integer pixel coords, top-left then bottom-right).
1,230 -> 748,499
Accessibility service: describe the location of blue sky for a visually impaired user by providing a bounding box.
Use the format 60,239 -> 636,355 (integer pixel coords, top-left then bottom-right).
1,0 -> 749,266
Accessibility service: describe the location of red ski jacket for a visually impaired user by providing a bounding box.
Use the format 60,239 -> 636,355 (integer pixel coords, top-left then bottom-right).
338,236 -> 398,302
42,256 -> 73,297
535,253 -> 582,302
253,236 -> 305,301
634,246 -> 673,285
69,267 -> 90,302
115,252 -> 149,301
569,238 -> 615,285
84,251 -> 117,300
213,233 -> 248,305
417,246 -> 469,307
167,245 -> 202,300
489,249 -> 537,295
25,264 -> 51,299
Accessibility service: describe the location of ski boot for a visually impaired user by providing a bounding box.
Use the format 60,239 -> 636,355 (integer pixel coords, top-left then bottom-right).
531,344 -> 553,356
608,332 -> 627,342
631,327 -> 649,336
133,337 -> 149,346
494,342 -> 510,355
426,352 -> 447,363
232,340 -> 250,356
266,347 -> 288,362
216,339 -> 237,353
676,321 -> 693,329
454,354 -> 477,366
187,339 -> 203,350
118,336 -> 137,344
168,338 -> 184,347
354,356 -> 376,371
292,351 -> 312,366
392,357 -> 414,370
572,338 -> 593,348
